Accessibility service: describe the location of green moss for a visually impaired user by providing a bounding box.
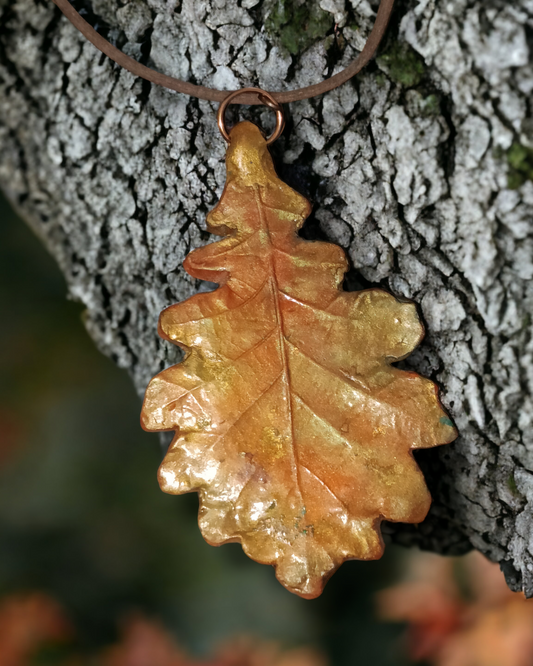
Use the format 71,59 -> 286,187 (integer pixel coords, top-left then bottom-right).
506,142 -> 533,190
377,41 -> 426,87
374,72 -> 387,87
265,0 -> 334,55
420,93 -> 441,116
407,92 -> 442,117
507,473 -> 519,496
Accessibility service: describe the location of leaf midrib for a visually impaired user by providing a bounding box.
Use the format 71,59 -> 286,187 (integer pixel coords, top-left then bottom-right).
253,185 -> 305,506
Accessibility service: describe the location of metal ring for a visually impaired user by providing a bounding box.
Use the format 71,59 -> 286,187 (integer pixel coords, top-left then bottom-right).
217,88 -> 285,145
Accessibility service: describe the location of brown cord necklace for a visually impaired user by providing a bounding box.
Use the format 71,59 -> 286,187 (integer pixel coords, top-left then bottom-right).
53,0 -> 457,598
53,0 -> 395,104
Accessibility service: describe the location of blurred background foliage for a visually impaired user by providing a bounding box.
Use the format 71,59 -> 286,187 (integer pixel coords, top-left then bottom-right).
0,191 -> 408,664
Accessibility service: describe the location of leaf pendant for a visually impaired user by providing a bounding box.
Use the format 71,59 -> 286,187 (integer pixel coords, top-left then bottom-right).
141,121 -> 457,599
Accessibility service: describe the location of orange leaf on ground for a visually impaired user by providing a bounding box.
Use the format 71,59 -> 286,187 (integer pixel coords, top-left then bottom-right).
102,615 -> 326,666
212,636 -> 327,666
141,121 -> 456,598
102,615 -> 187,666
0,592 -> 72,666
378,581 -> 463,661
439,598 -> 533,666
377,551 -> 533,666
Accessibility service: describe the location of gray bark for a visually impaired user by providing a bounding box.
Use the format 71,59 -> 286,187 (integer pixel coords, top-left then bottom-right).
1,0 -> 532,593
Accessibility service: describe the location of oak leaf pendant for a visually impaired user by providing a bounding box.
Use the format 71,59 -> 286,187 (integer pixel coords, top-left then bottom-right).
141,121 -> 457,599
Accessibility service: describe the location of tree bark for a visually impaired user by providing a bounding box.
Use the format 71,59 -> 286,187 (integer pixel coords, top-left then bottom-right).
1,0 -> 532,593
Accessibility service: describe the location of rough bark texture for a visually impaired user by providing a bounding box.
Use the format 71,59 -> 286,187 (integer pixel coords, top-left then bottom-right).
1,0 -> 532,593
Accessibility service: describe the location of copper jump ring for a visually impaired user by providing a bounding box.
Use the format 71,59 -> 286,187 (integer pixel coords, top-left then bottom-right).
217,88 -> 285,145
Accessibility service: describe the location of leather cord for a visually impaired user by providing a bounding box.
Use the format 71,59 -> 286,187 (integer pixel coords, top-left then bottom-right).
51,0 -> 395,105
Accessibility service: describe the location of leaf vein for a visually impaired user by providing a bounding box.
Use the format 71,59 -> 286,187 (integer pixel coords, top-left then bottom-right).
300,465 -> 350,513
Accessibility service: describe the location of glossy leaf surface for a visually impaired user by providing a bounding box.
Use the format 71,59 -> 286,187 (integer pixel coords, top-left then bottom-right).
141,122 -> 457,598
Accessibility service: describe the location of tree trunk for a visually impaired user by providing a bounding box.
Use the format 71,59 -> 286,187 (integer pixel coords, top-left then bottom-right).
1,0 -> 532,593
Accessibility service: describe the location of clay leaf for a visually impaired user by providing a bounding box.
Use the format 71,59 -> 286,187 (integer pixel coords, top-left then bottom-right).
141,121 -> 457,598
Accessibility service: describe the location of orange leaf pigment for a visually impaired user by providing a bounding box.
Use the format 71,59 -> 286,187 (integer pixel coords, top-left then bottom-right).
141,121 -> 457,598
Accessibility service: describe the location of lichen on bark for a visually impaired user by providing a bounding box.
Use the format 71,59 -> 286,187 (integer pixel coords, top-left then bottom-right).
0,0 -> 532,594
